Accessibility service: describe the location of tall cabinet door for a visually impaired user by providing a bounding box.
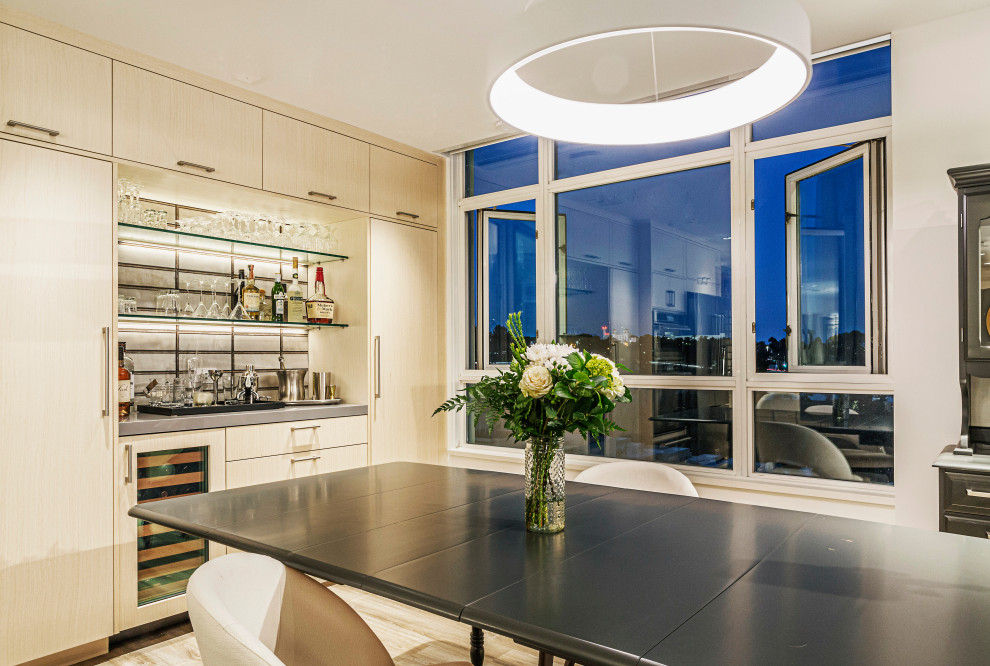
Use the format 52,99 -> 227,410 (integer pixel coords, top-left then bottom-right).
370,219 -> 440,463
0,140 -> 113,664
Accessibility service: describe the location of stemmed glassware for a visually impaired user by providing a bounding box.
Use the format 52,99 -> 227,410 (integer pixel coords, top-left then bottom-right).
183,280 -> 196,317
220,278 -> 233,319
207,278 -> 222,319
193,279 -> 209,318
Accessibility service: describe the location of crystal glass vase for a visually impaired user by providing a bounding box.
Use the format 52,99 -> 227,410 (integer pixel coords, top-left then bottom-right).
525,437 -> 565,533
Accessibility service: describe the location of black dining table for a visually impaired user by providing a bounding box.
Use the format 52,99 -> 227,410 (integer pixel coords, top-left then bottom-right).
130,462 -> 990,665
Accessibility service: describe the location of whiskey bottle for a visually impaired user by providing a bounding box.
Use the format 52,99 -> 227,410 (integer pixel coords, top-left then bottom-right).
118,342 -> 131,421
271,267 -> 286,323
242,264 -> 261,321
287,257 -> 306,323
305,267 -> 334,324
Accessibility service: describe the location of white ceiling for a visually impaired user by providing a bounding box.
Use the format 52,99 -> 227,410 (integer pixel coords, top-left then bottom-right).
6,0 -> 990,153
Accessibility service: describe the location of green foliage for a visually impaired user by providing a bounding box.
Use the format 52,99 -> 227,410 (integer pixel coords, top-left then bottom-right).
434,313 -> 632,444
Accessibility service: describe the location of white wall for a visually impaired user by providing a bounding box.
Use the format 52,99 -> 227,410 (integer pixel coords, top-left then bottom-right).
890,6 -> 990,529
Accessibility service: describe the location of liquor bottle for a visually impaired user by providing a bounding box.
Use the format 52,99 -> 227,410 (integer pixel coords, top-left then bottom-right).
259,288 -> 272,321
232,269 -> 245,308
118,343 -> 131,421
242,264 -> 261,321
123,344 -> 135,409
287,257 -> 306,323
305,266 -> 334,324
271,267 -> 286,322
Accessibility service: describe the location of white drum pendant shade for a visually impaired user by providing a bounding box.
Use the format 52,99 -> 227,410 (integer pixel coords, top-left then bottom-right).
488,0 -> 812,145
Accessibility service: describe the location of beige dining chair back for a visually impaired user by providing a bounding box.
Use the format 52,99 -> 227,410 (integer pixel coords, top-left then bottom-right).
575,460 -> 699,497
755,421 -> 862,482
187,553 -> 469,666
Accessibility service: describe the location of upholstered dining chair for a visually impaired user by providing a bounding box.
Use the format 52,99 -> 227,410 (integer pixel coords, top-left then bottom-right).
575,460 -> 699,497
755,421 -> 862,482
187,552 -> 471,666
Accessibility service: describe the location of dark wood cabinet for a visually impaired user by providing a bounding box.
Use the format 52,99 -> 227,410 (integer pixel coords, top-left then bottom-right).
935,450 -> 990,539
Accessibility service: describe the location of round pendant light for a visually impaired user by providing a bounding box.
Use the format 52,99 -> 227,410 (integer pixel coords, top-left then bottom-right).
488,0 -> 812,145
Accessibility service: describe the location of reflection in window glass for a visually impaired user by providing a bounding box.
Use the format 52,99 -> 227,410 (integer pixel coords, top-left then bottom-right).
556,164 -> 731,376
790,150 -> 866,367
555,133 -> 730,180
754,391 -> 893,485
754,145 -> 852,372
469,388 -> 732,470
465,136 -> 539,197
752,46 -> 891,141
466,201 -> 537,368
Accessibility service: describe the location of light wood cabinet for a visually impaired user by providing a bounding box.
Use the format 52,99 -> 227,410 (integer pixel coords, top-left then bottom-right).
370,219 -> 440,463
115,430 -> 226,633
225,415 -> 368,461
652,229 -> 686,276
0,140 -> 114,664
0,24 -> 112,154
227,443 -> 368,489
262,111 -> 369,211
370,146 -> 438,228
113,62 -> 263,188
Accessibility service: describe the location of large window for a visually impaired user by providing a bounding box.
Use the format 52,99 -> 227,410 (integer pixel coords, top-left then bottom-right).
466,200 -> 537,367
453,42 -> 894,494
556,164 -> 732,376
754,141 -> 886,373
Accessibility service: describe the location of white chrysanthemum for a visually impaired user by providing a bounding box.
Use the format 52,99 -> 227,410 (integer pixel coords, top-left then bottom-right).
525,343 -> 578,370
602,368 -> 625,400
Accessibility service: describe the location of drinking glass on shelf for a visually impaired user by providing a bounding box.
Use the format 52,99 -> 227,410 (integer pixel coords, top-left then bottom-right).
193,279 -> 209,318
183,280 -> 196,317
220,278 -> 233,319
207,278 -> 222,319
162,289 -> 178,316
116,179 -> 131,224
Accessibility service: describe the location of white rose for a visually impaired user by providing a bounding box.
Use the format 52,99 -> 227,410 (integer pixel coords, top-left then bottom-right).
519,364 -> 553,399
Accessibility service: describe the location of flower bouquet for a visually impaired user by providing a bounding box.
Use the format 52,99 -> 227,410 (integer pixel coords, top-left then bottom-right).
435,313 -> 631,533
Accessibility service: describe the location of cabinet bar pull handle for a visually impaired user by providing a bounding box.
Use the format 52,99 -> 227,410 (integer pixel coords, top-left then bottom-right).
102,326 -> 110,416
177,160 -> 216,173
124,444 -> 134,483
290,425 -> 321,432
291,455 -> 321,463
374,335 -> 381,398
7,120 -> 59,136
308,191 -> 338,200
966,488 -> 990,499
396,211 -> 420,219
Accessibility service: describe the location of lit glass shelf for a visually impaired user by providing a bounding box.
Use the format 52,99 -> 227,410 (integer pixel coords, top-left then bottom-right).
117,222 -> 348,265
119,313 -> 347,329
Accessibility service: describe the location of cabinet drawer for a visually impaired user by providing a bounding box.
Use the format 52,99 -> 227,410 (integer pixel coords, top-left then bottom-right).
226,443 -> 367,489
944,471 -> 990,516
113,62 -> 262,188
0,24 -> 112,154
262,111 -> 369,211
225,415 -> 367,461
370,146 -> 438,228
945,514 -> 990,541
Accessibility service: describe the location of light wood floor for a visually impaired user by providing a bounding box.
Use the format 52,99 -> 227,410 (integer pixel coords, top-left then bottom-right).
83,586 -> 569,665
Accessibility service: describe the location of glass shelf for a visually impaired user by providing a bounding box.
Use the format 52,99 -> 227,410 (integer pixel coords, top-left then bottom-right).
119,313 -> 346,329
117,222 -> 348,265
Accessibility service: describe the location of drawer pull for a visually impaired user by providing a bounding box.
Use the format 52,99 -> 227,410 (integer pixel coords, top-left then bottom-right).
965,488 -> 990,499
177,160 -> 216,173
308,191 -> 338,201
7,120 -> 59,136
291,425 -> 321,432
396,211 -> 420,219
290,455 -> 321,463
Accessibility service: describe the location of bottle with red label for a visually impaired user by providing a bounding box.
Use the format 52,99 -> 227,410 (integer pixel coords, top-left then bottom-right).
305,267 -> 334,324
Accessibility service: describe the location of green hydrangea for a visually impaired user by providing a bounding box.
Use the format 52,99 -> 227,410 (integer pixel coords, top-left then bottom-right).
585,355 -> 613,379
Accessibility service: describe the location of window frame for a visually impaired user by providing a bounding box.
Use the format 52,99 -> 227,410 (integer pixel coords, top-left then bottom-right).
446,41 -> 895,502
783,141 -> 878,374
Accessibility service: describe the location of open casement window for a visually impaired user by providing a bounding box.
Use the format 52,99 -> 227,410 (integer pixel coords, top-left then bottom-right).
784,140 -> 886,373
470,208 -> 538,367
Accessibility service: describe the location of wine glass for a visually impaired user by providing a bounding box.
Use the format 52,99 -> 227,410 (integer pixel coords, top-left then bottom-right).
183,280 -> 196,317
220,278 -> 233,319
207,278 -> 222,319
193,279 -> 209,318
